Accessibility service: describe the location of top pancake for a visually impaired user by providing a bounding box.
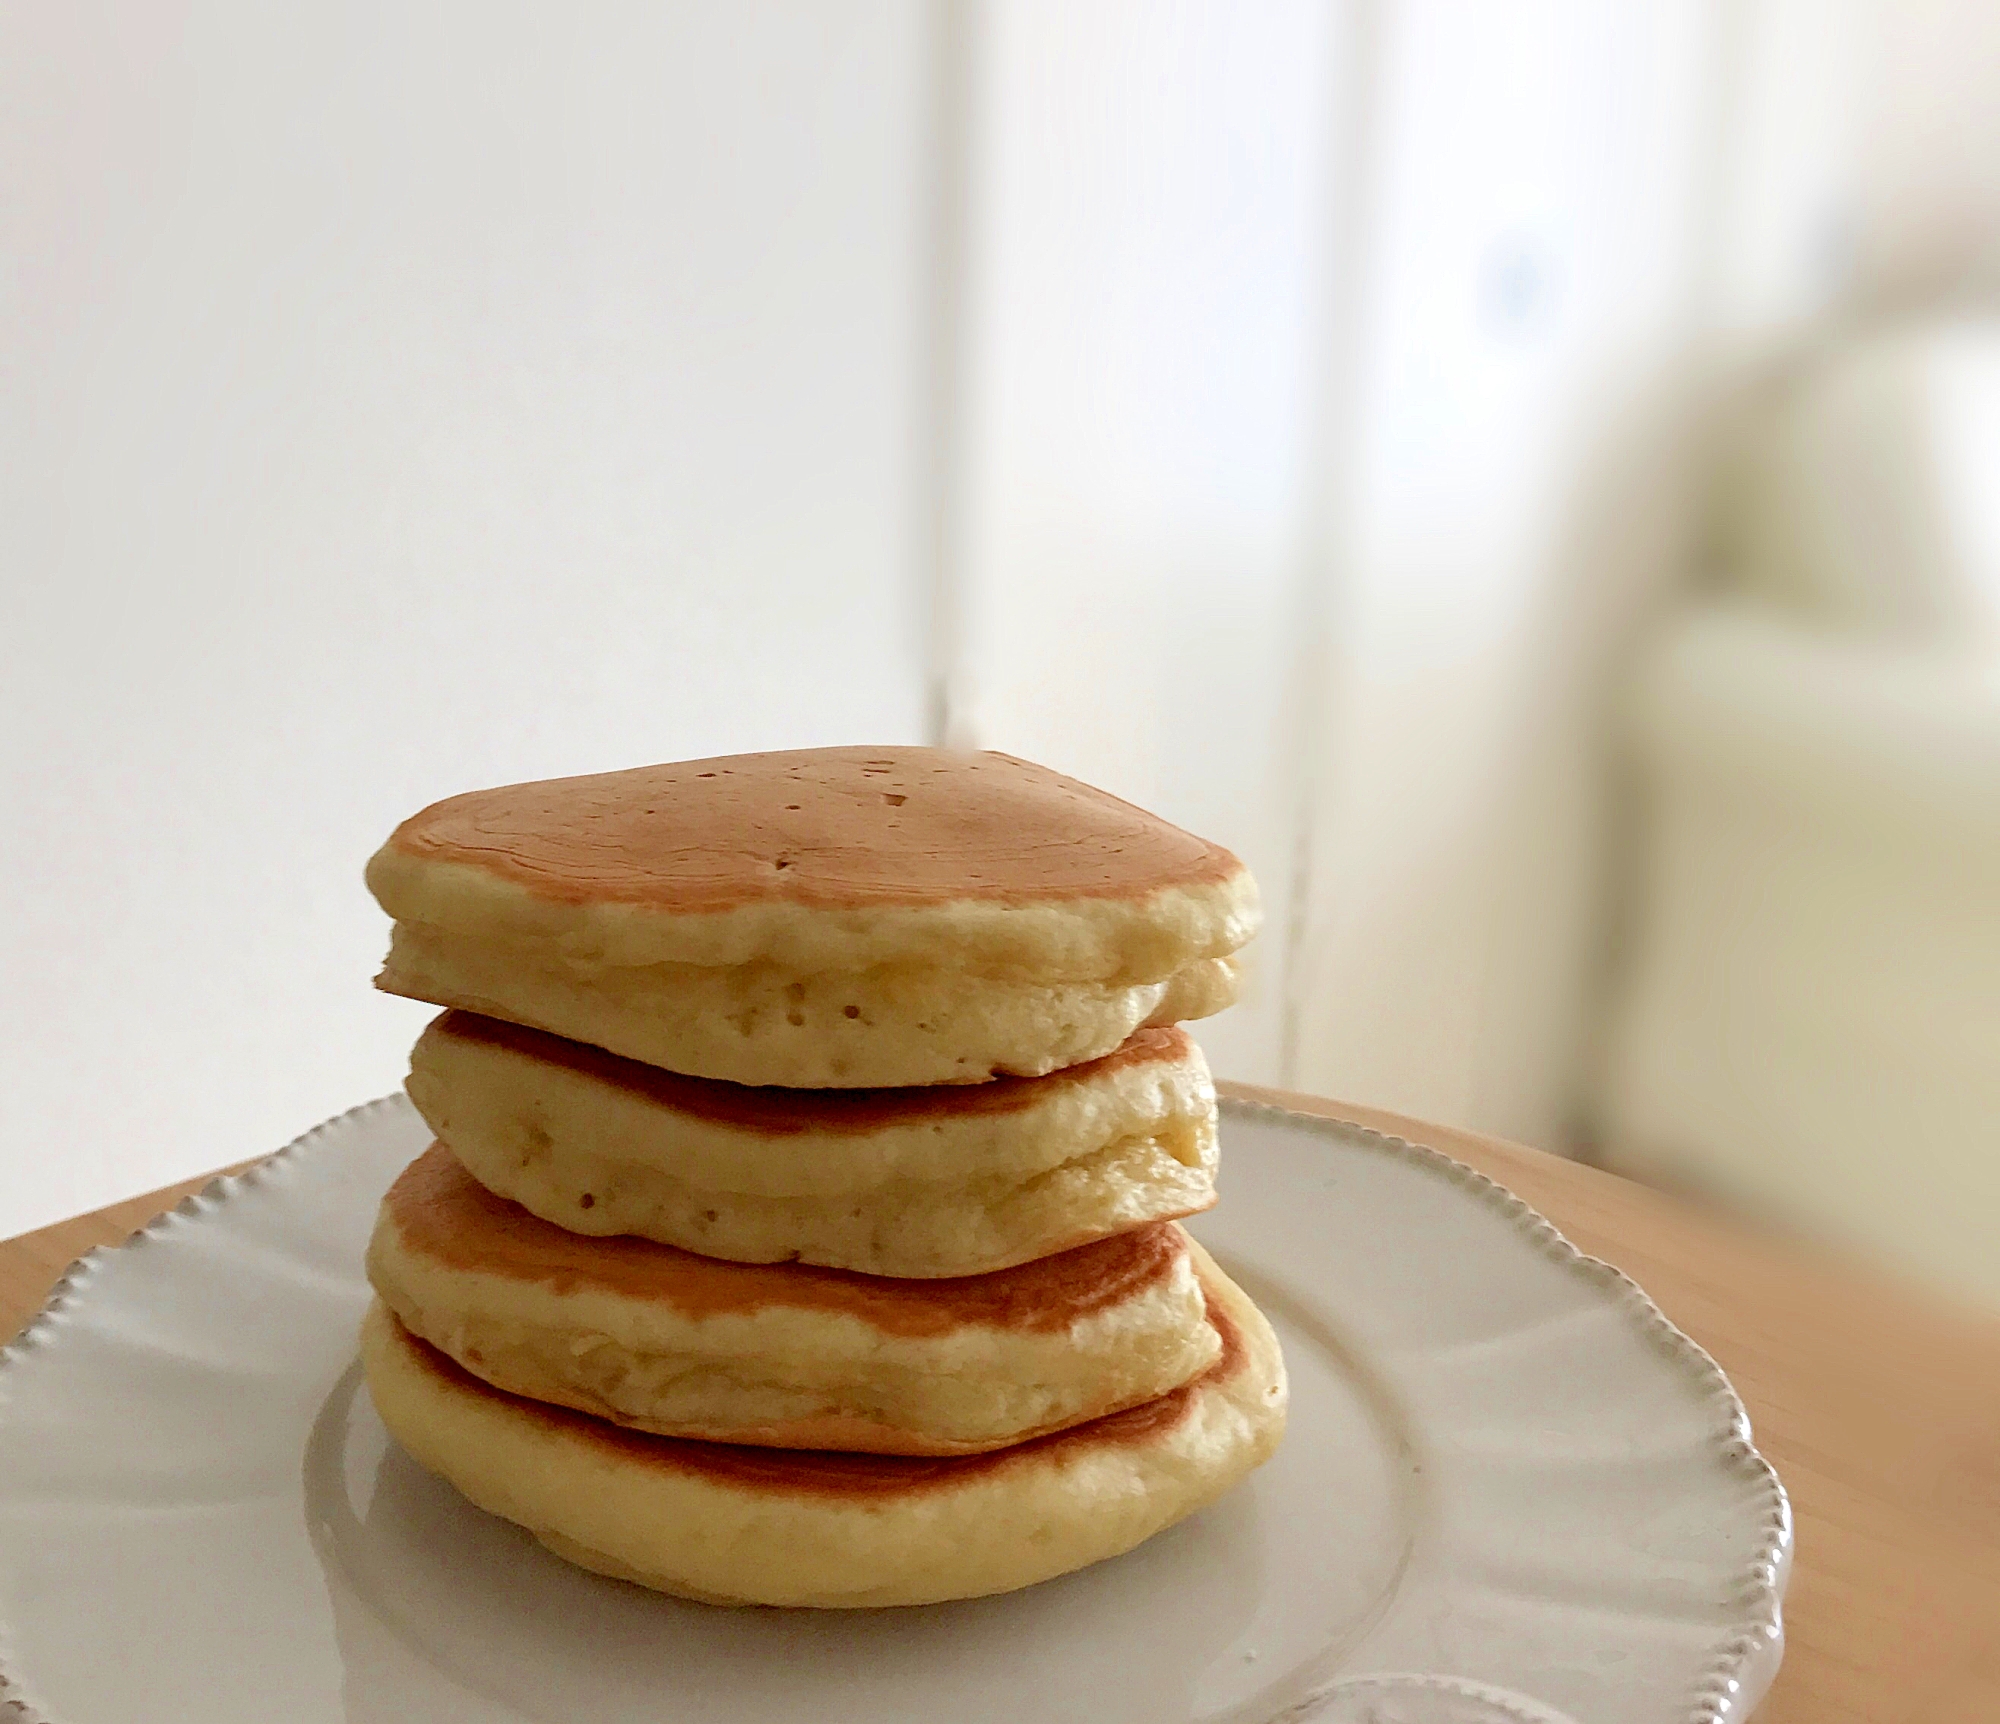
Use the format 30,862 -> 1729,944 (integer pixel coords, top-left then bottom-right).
379,748 -> 1238,912
366,747 -> 1258,981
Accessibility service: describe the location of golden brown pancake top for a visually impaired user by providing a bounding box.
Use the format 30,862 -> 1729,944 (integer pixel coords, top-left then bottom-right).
383,747 -> 1242,912
390,1287 -> 1243,1499
386,1144 -> 1193,1335
428,1011 -> 1197,1134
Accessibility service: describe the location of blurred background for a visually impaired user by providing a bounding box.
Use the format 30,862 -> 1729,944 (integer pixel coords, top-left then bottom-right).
4,1 -> 1998,1307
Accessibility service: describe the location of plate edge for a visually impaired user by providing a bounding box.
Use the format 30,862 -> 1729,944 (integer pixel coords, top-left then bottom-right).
1218,1094 -> 1793,1724
0,1094 -> 1792,1724
0,1094 -> 411,1724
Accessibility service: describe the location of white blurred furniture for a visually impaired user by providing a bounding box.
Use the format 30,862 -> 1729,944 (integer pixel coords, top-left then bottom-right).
1597,315 -> 2000,1308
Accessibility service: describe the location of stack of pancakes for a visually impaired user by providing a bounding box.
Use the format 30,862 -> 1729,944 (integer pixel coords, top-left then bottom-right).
358,747 -> 1286,1608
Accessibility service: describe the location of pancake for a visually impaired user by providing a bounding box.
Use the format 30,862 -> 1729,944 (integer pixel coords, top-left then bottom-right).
368,1144 -> 1222,1455
365,748 -> 1258,1087
359,1244 -> 1286,1607
407,1011 -> 1219,1277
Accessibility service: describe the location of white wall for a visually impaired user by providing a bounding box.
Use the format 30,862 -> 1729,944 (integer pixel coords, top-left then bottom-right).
1289,0 -> 1718,1144
1852,0 -> 2000,300
1705,0 -> 1868,356
0,1 -> 931,1236
944,0 -> 1340,1085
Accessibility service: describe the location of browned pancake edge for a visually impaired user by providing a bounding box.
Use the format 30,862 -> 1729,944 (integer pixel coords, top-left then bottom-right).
382,747 -> 1244,913
383,1287 -> 1247,1500
423,1011 -> 1198,1135
382,1143 -> 1196,1338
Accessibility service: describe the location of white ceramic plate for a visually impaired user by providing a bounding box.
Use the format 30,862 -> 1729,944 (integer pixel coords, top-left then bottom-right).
0,1096 -> 1789,1724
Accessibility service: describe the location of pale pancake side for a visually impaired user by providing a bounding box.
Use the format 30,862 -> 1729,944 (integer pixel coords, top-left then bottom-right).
407,1013 -> 1220,1275
377,930 -> 1239,1088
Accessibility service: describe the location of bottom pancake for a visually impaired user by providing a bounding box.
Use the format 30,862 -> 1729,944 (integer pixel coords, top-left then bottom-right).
359,1245 -> 1286,1609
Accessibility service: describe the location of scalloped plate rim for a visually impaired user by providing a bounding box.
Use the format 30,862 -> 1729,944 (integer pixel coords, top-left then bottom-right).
0,1093 -> 1792,1724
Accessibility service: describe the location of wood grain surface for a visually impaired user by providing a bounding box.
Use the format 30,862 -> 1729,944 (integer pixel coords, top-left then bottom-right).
4,1087 -> 1997,1722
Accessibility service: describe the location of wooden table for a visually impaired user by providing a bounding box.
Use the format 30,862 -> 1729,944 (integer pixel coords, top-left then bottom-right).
4,1086 -> 1998,1722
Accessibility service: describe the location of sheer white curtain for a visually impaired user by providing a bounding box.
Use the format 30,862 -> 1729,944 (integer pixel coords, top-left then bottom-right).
939,0 -> 1989,1148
